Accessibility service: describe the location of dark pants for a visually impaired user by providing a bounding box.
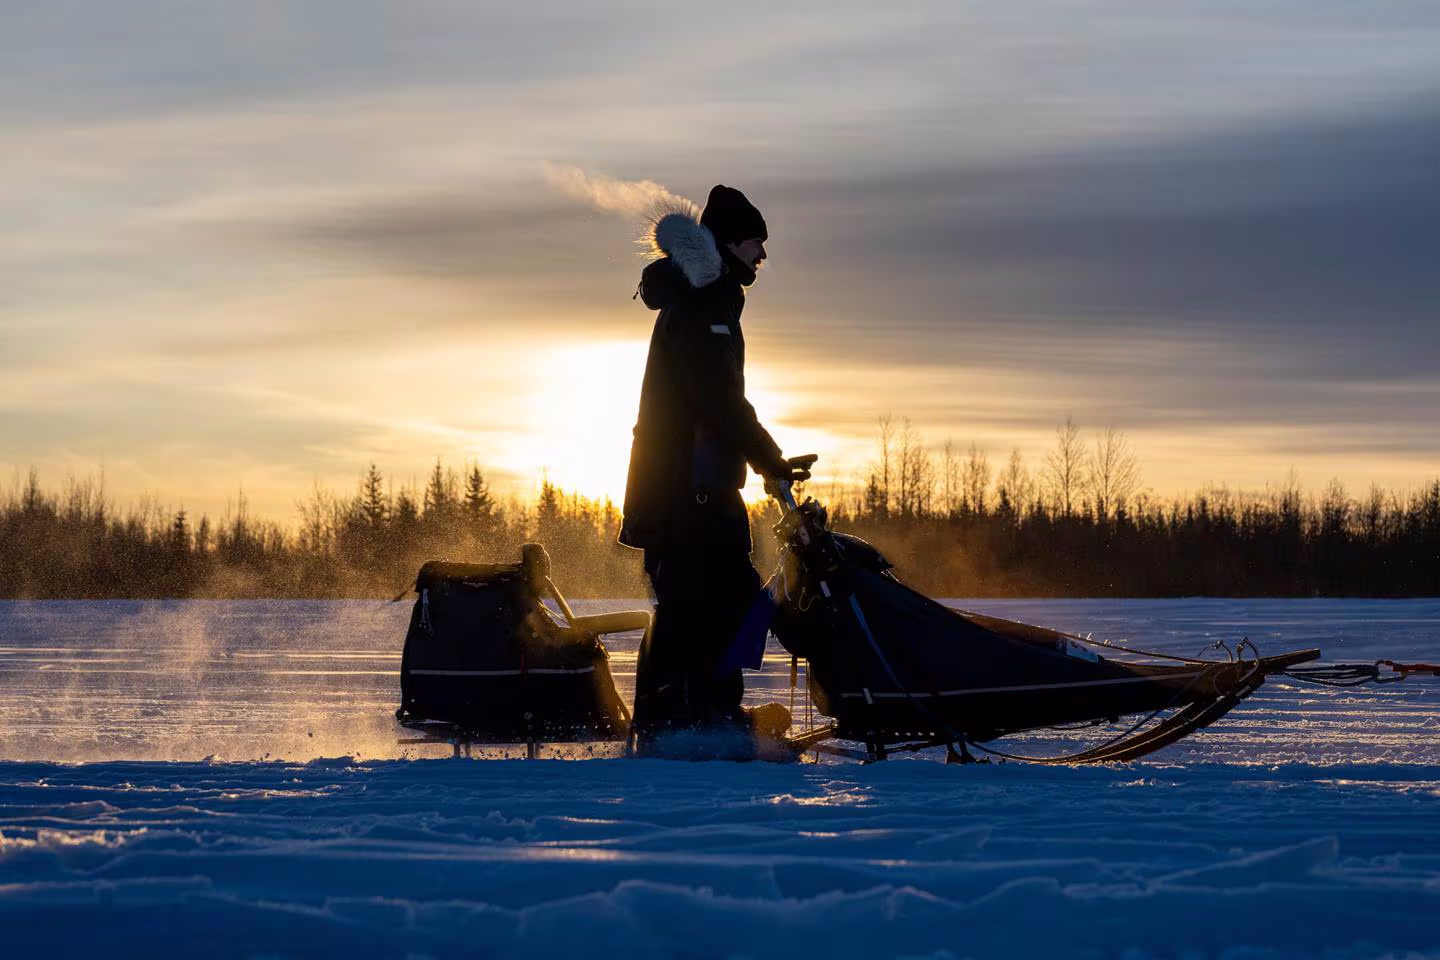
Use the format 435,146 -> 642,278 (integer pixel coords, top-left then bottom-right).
632,492 -> 760,735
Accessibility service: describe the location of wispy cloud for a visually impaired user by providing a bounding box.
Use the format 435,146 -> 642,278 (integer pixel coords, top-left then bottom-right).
5,2 -> 1440,517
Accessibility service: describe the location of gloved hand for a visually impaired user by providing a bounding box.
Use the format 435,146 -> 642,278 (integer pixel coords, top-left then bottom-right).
763,454 -> 818,499
781,454 -> 818,483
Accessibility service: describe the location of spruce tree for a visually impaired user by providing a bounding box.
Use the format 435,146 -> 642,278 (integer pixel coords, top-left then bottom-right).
359,464 -> 388,529
424,458 -> 452,518
462,464 -> 497,552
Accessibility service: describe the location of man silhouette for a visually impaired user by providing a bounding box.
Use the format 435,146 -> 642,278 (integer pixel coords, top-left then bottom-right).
620,184 -> 814,752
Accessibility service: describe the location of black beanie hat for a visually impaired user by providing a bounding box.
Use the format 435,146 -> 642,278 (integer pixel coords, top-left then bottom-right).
700,184 -> 767,246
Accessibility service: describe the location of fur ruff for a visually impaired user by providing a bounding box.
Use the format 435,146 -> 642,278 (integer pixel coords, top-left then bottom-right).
643,206 -> 723,288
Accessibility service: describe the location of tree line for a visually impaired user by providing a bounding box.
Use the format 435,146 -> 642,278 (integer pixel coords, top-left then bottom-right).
0,462 -> 646,599
790,415 -> 1440,597
2,418 -> 1438,598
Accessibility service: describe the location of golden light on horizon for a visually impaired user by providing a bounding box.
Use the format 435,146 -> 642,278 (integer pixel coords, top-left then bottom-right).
510,339 -> 812,505
515,340 -> 645,504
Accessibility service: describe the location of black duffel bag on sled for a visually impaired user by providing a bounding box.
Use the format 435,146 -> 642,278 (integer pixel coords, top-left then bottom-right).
396,543 -> 644,747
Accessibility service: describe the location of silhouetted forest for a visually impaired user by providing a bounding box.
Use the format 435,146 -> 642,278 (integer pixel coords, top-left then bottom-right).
3,419 -> 1438,598
0,462 -> 647,600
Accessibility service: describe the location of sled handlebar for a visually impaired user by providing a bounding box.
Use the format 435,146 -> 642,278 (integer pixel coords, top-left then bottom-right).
765,454 -> 817,512
766,478 -> 799,512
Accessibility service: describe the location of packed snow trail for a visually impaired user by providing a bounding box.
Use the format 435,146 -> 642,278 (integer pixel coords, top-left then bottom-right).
2,757 -> 1438,958
0,599 -> 1436,957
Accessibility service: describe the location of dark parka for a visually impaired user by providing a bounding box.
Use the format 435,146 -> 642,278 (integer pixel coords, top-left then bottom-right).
619,212 -> 786,551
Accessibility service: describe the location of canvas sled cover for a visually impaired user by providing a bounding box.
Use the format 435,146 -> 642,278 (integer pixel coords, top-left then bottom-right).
765,503 -> 1310,750
396,548 -> 631,741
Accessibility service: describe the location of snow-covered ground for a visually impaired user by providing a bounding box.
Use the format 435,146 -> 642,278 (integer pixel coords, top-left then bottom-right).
1,599 -> 1437,958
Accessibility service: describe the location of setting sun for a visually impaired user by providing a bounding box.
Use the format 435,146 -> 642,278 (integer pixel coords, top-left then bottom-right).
519,340 -> 647,503
511,338 -> 809,505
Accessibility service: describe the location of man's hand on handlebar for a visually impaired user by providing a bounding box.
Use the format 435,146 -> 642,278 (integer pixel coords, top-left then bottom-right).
782,454 -> 818,483
763,454 -> 818,499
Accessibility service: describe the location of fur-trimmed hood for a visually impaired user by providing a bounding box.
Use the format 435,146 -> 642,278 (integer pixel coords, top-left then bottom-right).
648,210 -> 723,287
637,209 -> 724,309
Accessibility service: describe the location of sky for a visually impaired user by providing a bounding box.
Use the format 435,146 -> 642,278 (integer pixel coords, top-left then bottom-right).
3,1 -> 1438,519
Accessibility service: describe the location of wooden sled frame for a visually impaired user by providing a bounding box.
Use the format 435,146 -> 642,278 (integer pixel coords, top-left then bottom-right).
811,648 -> 1320,765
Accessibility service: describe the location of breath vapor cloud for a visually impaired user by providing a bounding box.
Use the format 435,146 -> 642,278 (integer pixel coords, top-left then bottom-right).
543,163 -> 699,221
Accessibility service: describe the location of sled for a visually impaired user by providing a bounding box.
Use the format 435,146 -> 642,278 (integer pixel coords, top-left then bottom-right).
395,544 -> 643,755
764,489 -> 1324,764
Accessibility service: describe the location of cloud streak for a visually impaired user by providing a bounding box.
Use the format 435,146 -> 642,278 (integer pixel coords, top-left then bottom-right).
5,2 -> 1440,517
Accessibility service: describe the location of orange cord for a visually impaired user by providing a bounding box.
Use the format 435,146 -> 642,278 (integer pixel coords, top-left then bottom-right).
1379,660 -> 1440,677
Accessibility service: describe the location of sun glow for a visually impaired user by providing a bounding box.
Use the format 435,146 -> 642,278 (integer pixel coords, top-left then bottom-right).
519,340 -> 646,504
517,339 -> 804,505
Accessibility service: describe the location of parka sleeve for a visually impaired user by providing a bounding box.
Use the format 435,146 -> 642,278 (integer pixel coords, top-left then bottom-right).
665,297 -> 787,477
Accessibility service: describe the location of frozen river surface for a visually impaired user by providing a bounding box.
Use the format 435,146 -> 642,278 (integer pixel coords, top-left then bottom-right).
1,598 -> 1437,958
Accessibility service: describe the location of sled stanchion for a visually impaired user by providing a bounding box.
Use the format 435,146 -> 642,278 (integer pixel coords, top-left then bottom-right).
789,655 -> 797,720
804,659 -> 812,734
947,741 -> 986,765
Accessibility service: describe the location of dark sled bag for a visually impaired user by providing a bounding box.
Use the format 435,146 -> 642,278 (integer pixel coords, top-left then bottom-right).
396,544 -> 644,742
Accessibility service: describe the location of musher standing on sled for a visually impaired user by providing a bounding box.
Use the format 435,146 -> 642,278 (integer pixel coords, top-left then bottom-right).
619,184 -> 815,754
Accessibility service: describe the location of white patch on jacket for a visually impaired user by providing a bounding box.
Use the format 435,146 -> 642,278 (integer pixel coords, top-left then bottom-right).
646,209 -> 723,288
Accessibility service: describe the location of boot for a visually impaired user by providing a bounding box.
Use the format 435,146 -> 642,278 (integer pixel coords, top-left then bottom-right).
746,702 -> 793,741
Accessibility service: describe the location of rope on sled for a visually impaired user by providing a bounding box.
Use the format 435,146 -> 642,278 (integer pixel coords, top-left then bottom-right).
976,617 -> 1224,666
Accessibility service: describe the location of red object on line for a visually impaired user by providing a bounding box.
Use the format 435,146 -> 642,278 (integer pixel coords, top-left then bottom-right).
1379,660 -> 1440,677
